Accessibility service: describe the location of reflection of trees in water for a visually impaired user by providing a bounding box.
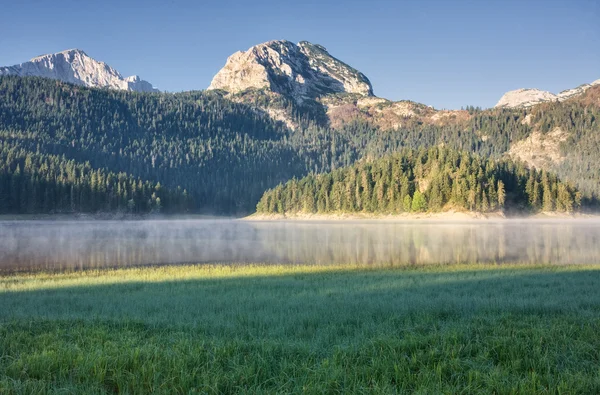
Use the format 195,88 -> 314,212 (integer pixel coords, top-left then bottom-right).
251,222 -> 600,266
1,221 -> 600,272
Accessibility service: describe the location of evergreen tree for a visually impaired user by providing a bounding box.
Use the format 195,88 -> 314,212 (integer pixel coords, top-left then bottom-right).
497,180 -> 506,208
411,190 -> 427,212
256,147 -> 586,215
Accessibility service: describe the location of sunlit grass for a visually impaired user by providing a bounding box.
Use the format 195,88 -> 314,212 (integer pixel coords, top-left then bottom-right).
1,263 -> 600,393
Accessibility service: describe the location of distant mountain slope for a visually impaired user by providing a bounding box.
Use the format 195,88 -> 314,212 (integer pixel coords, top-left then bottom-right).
495,79 -> 600,109
0,49 -> 157,92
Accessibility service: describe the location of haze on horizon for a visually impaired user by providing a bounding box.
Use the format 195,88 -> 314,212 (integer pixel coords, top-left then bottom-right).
1,0 -> 599,109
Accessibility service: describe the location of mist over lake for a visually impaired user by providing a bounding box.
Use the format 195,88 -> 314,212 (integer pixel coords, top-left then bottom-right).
1,219 -> 599,273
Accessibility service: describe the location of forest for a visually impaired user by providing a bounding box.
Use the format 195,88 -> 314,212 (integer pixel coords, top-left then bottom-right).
0,76 -> 305,214
256,146 -> 583,215
0,146 -> 193,214
0,76 -> 598,214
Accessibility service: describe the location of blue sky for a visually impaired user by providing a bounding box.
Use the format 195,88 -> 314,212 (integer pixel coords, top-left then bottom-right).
1,0 -> 598,109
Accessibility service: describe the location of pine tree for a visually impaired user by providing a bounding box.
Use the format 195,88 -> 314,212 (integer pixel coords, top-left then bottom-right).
403,194 -> 412,212
411,190 -> 427,212
497,180 -> 506,208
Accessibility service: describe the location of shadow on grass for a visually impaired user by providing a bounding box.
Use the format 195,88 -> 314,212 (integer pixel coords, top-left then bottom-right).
2,267 -> 600,335
1,267 -> 600,393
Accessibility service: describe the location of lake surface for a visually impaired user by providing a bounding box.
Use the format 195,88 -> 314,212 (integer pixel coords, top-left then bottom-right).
1,219 -> 600,273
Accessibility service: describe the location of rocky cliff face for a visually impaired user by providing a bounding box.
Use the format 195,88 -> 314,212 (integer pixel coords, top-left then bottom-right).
208,40 -> 373,103
0,49 -> 157,92
495,79 -> 600,108
209,40 -> 474,131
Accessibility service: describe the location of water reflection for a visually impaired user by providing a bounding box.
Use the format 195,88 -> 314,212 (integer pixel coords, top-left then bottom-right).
1,219 -> 600,273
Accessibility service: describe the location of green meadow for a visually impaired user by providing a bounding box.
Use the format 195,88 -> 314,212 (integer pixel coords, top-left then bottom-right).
1,264 -> 600,394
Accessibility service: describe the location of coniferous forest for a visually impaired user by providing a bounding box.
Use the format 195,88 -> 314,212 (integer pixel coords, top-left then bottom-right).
256,147 -> 582,215
0,76 -> 598,215
0,76 -> 306,214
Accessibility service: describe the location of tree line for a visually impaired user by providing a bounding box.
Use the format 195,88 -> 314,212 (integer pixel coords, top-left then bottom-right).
0,144 -> 193,214
256,147 -> 583,215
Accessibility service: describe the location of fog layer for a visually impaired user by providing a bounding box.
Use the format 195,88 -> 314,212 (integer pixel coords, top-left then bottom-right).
1,219 -> 600,273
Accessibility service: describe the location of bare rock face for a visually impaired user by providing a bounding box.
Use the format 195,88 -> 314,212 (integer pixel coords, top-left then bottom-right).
556,80 -> 600,101
0,49 -> 157,92
509,127 -> 569,168
208,39 -> 473,130
495,79 -> 600,109
495,88 -> 558,108
208,40 -> 373,103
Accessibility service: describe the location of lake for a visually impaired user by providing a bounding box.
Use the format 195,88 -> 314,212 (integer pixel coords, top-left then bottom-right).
1,219 -> 600,273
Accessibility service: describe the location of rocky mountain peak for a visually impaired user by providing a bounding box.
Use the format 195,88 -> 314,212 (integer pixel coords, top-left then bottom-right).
495,79 -> 600,109
495,88 -> 558,108
30,48 -> 87,59
208,40 -> 374,103
0,49 -> 157,92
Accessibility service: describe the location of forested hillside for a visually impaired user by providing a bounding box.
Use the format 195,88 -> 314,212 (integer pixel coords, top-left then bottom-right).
256,147 -> 584,215
534,89 -> 600,197
0,147 -> 193,214
0,76 -> 598,215
0,76 -> 308,214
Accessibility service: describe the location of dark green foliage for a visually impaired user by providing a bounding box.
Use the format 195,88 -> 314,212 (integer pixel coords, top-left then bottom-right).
0,145 -> 192,214
532,100 -> 600,199
1,76 -> 599,215
0,76 -> 307,214
257,147 -> 583,214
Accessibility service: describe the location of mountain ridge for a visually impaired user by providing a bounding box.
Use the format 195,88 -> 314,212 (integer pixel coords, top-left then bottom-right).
0,49 -> 157,93
495,79 -> 600,109
3,43 -> 596,112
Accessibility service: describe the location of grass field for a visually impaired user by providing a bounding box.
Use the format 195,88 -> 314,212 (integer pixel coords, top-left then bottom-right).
1,264 -> 600,394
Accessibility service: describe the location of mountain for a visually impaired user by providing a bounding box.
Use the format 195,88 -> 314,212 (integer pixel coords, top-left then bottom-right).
208,40 -> 373,103
495,79 -> 600,109
1,41 -> 600,215
208,40 -> 471,131
0,49 -> 157,92
1,75 -> 599,215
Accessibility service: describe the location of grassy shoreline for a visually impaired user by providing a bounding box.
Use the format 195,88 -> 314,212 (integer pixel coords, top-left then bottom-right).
2,263 -> 600,393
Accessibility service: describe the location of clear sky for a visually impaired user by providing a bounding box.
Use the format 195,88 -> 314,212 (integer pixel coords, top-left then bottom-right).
1,0 -> 598,109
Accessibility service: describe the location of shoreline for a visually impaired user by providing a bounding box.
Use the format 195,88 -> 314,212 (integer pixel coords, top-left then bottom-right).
1,211 -> 599,222
244,210 -> 600,221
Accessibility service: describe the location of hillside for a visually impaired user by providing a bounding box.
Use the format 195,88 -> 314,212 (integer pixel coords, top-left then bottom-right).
256,147 -> 584,216
0,148 -> 192,214
0,39 -> 599,216
0,75 -> 494,215
209,42 -> 600,204
0,76 -> 307,214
